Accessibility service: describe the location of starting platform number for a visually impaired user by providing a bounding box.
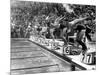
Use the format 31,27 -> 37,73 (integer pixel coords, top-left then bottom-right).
63,46 -> 71,55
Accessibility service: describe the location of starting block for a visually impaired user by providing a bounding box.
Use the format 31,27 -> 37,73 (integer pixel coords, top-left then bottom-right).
81,40 -> 96,65
82,48 -> 96,65
50,40 -> 64,50
63,45 -> 72,55
63,45 -> 81,55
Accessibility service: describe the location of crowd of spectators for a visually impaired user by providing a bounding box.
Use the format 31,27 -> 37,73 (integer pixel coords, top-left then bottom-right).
11,1 -> 96,39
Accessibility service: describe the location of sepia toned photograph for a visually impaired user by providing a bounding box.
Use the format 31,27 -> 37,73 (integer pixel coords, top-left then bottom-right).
11,0 -> 96,75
